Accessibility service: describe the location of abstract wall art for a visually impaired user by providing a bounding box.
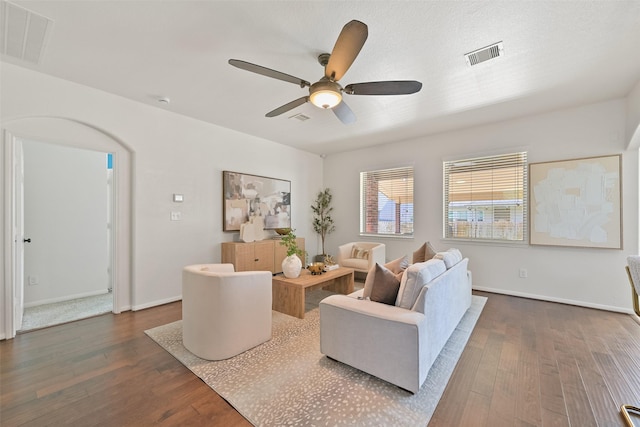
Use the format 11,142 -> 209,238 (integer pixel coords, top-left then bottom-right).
529,154 -> 622,249
223,171 -> 291,232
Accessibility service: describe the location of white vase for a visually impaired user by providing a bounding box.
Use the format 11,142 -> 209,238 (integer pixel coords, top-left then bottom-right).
282,255 -> 302,278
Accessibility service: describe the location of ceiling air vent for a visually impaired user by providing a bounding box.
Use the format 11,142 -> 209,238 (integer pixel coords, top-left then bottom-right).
0,0 -> 53,64
464,42 -> 504,66
289,113 -> 310,122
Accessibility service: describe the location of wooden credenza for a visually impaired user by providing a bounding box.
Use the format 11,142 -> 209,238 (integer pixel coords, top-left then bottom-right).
221,238 -> 305,274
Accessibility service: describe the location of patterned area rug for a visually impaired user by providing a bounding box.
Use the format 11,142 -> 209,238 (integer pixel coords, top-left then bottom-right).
145,293 -> 486,426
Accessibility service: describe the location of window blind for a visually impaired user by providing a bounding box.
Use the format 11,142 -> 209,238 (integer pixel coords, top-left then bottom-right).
360,166 -> 414,236
443,152 -> 527,241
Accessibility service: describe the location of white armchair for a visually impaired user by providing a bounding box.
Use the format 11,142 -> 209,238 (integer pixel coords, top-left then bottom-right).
182,263 -> 272,360
337,242 -> 386,275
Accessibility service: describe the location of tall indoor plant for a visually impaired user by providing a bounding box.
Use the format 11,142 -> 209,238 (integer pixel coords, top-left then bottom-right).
311,188 -> 335,261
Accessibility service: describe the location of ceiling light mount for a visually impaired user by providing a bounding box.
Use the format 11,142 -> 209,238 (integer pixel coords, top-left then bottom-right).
317,53 -> 331,67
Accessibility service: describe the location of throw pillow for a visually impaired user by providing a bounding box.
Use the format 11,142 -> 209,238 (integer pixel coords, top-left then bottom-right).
384,255 -> 409,281
395,259 -> 447,309
368,263 -> 401,305
362,263 -> 401,305
434,248 -> 463,268
412,241 -> 437,264
351,245 -> 370,260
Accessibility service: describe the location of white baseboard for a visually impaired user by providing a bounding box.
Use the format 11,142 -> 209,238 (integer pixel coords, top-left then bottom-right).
132,295 -> 181,311
473,285 -> 634,315
24,289 -> 111,308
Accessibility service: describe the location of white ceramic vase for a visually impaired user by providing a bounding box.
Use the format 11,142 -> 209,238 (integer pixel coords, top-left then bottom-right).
282,255 -> 302,278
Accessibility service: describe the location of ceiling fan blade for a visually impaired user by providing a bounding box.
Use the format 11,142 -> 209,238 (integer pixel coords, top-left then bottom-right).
229,59 -> 311,88
266,97 -> 309,117
325,20 -> 368,82
344,81 -> 423,95
332,101 -> 356,125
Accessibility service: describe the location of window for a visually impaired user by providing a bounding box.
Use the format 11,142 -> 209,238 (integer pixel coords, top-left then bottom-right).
444,152 -> 527,241
360,166 -> 414,237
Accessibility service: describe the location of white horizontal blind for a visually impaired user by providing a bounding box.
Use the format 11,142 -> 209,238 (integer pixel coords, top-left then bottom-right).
443,152 -> 527,241
360,166 -> 414,236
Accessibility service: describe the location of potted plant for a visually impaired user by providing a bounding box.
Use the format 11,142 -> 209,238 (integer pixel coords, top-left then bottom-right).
311,188 -> 336,262
280,229 -> 304,278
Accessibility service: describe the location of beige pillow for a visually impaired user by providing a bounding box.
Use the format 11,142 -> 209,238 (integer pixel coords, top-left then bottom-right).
362,263 -> 401,305
412,242 -> 437,264
351,245 -> 370,260
396,259 -> 447,309
384,255 -> 409,281
434,248 -> 463,268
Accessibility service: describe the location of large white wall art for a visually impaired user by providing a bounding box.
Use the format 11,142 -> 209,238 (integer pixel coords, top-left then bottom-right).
529,154 -> 622,249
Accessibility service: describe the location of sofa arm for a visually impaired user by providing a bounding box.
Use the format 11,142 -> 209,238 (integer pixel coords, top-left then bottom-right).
319,294 -> 425,393
368,244 -> 386,268
321,294 -> 422,324
337,243 -> 353,265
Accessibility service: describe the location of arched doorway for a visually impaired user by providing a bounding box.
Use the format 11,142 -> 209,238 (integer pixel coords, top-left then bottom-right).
2,117 -> 133,339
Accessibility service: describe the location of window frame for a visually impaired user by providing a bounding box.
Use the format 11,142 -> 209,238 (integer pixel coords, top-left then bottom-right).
359,166 -> 414,238
443,151 -> 528,243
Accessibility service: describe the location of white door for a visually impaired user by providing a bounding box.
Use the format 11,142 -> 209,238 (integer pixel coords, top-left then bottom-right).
13,138 -> 25,330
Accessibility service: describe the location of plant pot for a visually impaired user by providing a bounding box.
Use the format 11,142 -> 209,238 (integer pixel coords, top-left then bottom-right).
282,255 -> 302,278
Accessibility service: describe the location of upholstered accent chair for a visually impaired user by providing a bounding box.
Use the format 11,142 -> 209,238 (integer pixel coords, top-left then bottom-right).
621,256 -> 640,425
182,263 -> 272,360
336,242 -> 386,275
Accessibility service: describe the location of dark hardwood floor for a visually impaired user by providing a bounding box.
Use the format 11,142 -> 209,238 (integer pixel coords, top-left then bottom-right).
2,291 -> 640,426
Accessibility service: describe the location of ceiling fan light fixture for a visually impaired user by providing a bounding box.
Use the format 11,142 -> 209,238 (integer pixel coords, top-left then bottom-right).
309,80 -> 342,109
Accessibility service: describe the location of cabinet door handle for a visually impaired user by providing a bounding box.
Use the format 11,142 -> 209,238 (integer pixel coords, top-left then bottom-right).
255,258 -> 259,262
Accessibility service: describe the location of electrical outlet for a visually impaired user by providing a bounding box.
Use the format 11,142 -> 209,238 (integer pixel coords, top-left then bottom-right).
170,211 -> 181,221
519,268 -> 528,278
28,276 -> 38,285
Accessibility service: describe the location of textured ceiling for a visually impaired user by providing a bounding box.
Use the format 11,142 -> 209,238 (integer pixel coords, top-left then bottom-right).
2,1 -> 640,155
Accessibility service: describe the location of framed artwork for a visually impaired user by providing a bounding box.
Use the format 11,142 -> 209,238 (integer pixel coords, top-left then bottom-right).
223,171 -> 291,232
529,154 -> 622,249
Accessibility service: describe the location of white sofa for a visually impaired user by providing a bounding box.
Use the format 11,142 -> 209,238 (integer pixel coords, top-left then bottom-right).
319,252 -> 472,393
182,263 -> 272,360
336,242 -> 386,275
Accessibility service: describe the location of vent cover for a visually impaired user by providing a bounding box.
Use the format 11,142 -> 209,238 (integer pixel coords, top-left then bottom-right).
289,113 -> 310,121
0,0 -> 53,64
465,42 -> 504,66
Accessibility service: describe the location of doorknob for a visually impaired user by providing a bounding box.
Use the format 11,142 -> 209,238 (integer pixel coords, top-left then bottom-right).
23,238 -> 31,243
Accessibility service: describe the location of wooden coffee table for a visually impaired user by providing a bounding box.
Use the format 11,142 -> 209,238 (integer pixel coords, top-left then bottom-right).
272,267 -> 354,319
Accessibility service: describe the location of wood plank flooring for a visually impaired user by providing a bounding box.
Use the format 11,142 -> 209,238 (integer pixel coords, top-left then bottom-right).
2,291 -> 640,426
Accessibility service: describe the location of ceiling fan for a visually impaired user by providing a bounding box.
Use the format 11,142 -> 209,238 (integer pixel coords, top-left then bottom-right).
228,20 -> 422,125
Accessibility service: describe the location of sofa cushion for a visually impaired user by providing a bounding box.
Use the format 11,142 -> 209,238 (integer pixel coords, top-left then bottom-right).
412,241 -> 437,264
341,257 -> 370,271
434,248 -> 463,269
396,259 -> 447,309
351,245 -> 370,260
362,263 -> 400,305
384,255 -> 409,281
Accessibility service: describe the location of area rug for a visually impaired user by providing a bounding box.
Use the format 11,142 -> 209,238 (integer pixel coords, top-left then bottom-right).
145,293 -> 486,426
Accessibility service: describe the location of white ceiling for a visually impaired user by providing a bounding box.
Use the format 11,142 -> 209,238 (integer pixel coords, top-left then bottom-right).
3,1 -> 640,155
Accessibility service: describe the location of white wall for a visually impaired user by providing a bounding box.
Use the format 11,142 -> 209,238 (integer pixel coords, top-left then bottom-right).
324,98 -> 639,312
626,79 -> 640,150
1,63 -> 322,337
22,140 -> 108,306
